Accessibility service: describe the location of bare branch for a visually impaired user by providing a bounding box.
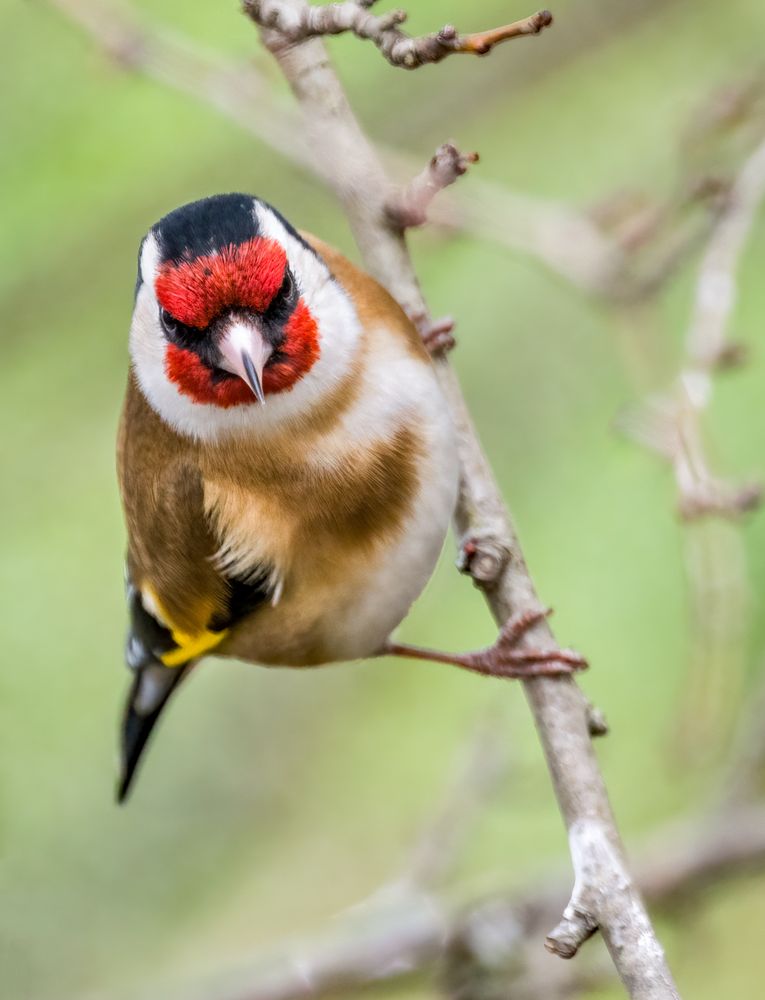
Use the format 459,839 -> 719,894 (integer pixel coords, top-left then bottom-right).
617,390 -> 762,521
687,136 -> 765,367
636,807 -> 765,907
386,142 -> 479,229
243,1 -> 553,69
242,2 -> 679,996
100,664 -> 765,1000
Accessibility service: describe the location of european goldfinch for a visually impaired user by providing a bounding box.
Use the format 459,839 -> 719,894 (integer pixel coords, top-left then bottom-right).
117,193 -> 583,801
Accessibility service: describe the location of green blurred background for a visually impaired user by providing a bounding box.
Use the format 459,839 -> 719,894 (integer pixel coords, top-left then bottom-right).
4,0 -> 765,997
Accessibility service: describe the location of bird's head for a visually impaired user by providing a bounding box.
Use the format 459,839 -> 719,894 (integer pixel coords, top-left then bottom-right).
130,193 -> 360,439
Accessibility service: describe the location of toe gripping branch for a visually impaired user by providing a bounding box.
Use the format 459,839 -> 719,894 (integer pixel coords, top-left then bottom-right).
467,607 -> 588,680
385,606 -> 587,681
452,535 -> 589,679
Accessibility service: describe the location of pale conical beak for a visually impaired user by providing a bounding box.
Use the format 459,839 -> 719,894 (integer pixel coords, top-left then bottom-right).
218,321 -> 271,404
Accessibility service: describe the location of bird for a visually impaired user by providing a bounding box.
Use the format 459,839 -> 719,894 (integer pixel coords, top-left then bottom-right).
117,192 -> 585,802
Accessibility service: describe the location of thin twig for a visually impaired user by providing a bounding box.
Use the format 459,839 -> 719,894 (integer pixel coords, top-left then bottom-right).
615,130 -> 765,757
243,2 -> 553,69
686,136 -> 765,368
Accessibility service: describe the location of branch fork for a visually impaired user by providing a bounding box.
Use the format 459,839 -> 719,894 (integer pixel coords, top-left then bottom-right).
545,821 -> 614,959
457,535 -> 510,587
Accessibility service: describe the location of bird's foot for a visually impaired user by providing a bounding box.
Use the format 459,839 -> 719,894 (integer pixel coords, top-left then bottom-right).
384,607 -> 587,680
468,608 -> 587,679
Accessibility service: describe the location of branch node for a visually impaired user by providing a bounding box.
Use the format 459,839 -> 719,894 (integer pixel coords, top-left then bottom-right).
678,480 -> 763,521
545,906 -> 599,959
387,142 -> 479,229
453,10 -> 554,56
457,537 -> 509,585
586,703 -> 610,738
379,9 -> 407,31
437,24 -> 458,44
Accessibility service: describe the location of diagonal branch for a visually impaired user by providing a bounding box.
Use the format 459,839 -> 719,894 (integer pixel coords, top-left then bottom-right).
45,0 -> 313,171
613,131 -> 765,754
79,657 -> 765,1000
245,2 -> 679,997
242,1 -> 553,68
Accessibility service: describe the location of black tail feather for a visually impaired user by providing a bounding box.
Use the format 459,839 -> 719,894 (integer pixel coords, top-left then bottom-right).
117,663 -> 191,804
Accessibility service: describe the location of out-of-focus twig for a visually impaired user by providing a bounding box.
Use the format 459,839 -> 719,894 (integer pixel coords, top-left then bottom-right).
618,135 -> 765,520
97,803 -> 765,1000
616,129 -> 765,757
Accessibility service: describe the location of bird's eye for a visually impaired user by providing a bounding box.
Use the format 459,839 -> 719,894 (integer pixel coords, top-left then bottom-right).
281,269 -> 294,300
159,308 -> 179,336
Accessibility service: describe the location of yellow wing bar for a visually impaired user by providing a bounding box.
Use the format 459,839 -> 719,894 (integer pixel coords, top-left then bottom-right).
140,583 -> 228,668
160,627 -> 227,667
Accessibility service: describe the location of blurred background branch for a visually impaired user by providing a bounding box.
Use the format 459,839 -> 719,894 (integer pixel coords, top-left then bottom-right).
614,100 -> 765,760
616,135 -> 765,520
106,734 -> 765,1000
